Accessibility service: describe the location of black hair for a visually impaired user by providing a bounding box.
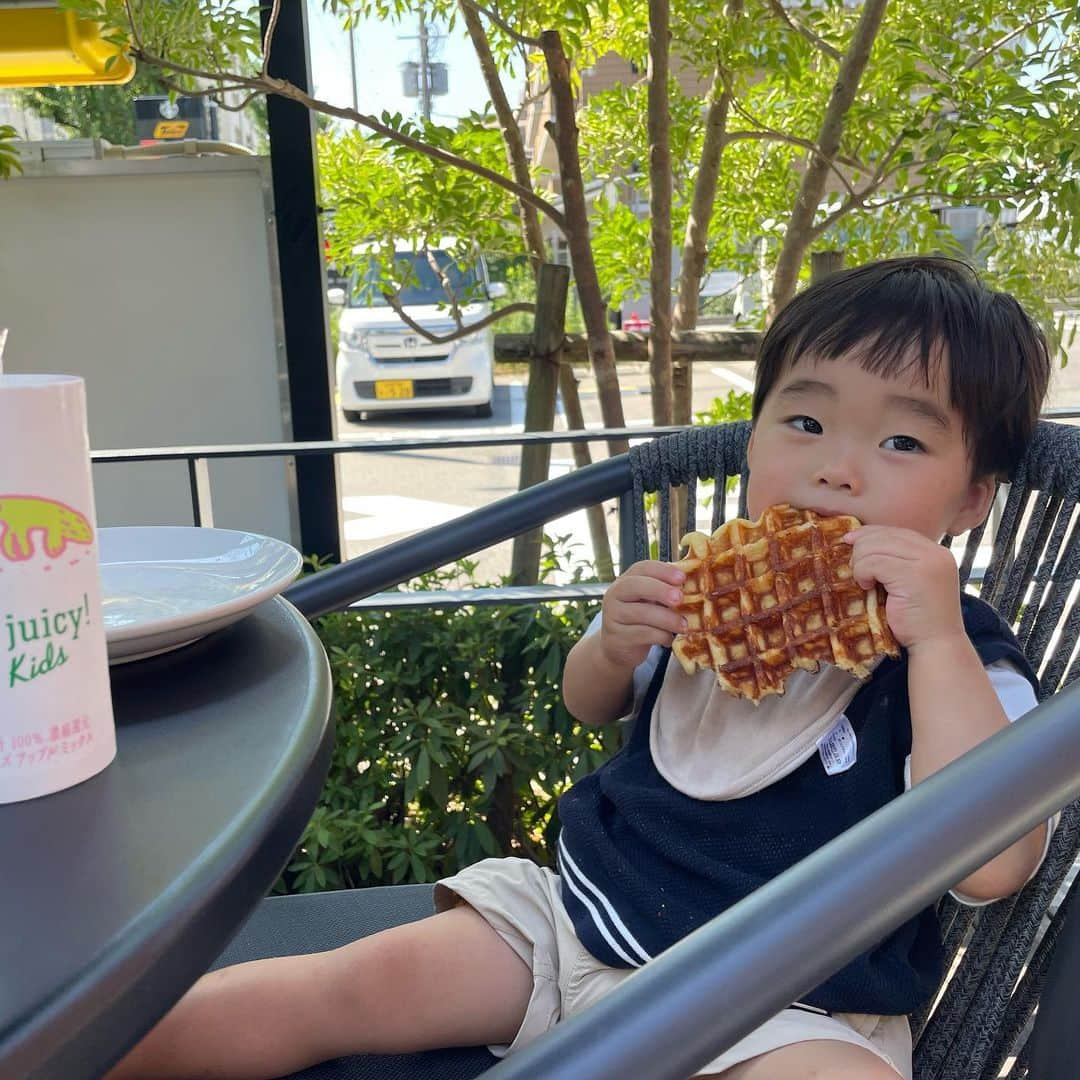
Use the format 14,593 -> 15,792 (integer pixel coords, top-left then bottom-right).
751,256 -> 1051,479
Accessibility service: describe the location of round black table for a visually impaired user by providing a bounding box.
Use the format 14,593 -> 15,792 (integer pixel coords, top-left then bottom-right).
0,596 -> 333,1080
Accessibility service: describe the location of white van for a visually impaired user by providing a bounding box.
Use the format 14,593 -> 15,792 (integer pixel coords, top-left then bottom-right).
331,247 -> 506,420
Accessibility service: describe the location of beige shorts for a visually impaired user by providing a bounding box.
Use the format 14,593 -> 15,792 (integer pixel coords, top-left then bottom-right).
435,857 -> 912,1078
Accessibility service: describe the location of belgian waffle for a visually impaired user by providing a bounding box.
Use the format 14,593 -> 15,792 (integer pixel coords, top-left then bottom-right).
672,504 -> 899,703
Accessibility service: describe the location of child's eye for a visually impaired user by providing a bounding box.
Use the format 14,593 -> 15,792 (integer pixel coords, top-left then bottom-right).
785,416 -> 823,435
881,434 -> 924,453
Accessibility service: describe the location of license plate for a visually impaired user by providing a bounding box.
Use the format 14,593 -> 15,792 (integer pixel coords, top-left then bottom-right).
374,379 -> 414,400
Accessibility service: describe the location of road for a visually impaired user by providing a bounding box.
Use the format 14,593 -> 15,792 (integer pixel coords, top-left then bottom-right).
334,361 -> 751,580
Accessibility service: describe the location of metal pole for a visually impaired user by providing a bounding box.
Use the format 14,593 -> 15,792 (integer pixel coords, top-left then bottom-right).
348,25 -> 358,113
259,0 -> 342,564
418,5 -> 431,122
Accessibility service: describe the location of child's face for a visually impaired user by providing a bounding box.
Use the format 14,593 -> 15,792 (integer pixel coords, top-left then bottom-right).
746,350 -> 996,540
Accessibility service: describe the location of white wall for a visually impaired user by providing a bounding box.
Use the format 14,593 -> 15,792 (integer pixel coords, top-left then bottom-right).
0,154 -> 300,545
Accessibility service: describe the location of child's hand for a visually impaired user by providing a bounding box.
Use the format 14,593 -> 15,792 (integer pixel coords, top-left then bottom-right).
599,560 -> 688,670
843,525 -> 965,653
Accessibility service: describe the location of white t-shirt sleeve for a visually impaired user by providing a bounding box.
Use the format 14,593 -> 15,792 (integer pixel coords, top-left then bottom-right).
901,659 -> 1059,907
583,610 -> 663,722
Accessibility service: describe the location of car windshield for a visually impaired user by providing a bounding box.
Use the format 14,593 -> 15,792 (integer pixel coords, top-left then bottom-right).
349,251 -> 481,308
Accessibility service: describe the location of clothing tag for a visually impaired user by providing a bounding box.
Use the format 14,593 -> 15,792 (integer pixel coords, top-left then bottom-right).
817,714 -> 857,776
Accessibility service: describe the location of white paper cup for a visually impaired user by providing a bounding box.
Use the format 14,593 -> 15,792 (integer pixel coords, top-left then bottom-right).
0,375 -> 116,803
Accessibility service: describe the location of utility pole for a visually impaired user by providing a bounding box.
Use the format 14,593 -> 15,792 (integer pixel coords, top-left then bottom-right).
348,24 -> 358,112
418,5 -> 432,121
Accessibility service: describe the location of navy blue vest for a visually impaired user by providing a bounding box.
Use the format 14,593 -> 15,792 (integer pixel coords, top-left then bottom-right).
557,595 -> 1038,1015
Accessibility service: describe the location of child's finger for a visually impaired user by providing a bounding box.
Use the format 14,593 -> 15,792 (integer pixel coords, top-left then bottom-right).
608,596 -> 689,633
850,552 -> 907,592
626,559 -> 687,586
845,529 -> 923,564
610,573 -> 686,608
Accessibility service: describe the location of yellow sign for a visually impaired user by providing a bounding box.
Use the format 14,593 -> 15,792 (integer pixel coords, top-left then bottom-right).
0,5 -> 135,88
374,380 -> 414,401
153,120 -> 190,139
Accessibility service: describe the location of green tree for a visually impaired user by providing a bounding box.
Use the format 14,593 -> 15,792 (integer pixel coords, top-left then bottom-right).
19,69 -> 168,145
0,126 -> 20,178
318,113 -> 526,310
95,0 -> 1078,427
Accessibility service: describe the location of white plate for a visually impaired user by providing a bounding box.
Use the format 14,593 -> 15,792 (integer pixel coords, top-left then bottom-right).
99,527 -> 304,664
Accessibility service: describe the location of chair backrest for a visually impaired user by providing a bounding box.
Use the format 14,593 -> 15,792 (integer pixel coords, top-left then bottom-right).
626,419 -> 1080,1080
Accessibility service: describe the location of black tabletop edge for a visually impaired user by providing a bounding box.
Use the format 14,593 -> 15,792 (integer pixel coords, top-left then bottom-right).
6,599 -> 334,1080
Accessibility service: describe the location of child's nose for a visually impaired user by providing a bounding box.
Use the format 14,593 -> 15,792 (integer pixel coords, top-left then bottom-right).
813,452 -> 861,493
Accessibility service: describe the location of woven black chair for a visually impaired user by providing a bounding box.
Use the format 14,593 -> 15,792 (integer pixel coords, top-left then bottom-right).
214,419 -> 1080,1080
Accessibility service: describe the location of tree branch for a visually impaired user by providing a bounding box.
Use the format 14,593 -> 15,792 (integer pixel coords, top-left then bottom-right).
130,46 -> 568,233
673,55 -> 734,340
459,0 -> 548,268
806,130 -> 906,238
540,29 -> 628,448
809,184 -> 1023,241
724,128 -> 858,196
515,80 -> 551,126
122,0 -> 144,51
764,0 -> 841,61
216,89 -> 264,113
380,296 -> 536,344
261,0 -> 283,77
647,0 -> 673,425
726,87 -> 869,188
769,0 -> 891,316
461,0 -> 542,49
151,72 -> 253,101
424,249 -> 464,330
964,9 -> 1070,71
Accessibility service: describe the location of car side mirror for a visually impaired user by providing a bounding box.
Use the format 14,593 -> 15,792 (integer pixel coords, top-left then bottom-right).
486,281 -> 508,300
327,287 -> 346,307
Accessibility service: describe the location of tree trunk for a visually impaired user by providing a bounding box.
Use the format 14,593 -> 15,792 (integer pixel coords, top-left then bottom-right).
541,30 -> 628,455
671,14 -> 740,425
769,0 -> 890,318
458,2 -> 574,584
670,69 -> 731,426
558,362 -> 615,581
647,0 -> 673,427
458,0 -> 548,273
511,263 -> 569,585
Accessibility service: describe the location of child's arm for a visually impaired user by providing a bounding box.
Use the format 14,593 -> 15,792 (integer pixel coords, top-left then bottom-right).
847,526 -> 1047,903
563,560 -> 687,726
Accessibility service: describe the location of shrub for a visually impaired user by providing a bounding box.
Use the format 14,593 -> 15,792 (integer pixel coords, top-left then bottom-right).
276,540 -> 621,894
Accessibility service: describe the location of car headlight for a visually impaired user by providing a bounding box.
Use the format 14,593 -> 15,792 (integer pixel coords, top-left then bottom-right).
343,329 -> 370,350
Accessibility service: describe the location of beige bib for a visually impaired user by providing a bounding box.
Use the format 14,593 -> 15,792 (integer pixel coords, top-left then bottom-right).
650,654 -> 866,800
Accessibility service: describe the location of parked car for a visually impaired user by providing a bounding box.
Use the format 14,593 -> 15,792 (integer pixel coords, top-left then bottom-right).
331,247 -> 506,420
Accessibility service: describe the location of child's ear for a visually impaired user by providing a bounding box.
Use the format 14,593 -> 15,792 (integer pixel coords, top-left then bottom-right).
945,474 -> 998,537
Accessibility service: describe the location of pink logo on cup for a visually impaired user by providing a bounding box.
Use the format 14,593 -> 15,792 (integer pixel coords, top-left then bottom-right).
0,495 -> 94,562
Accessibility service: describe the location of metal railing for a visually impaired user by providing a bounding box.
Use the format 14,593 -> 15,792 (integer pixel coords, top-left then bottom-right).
90,424 -> 685,531
90,405 -> 1080,542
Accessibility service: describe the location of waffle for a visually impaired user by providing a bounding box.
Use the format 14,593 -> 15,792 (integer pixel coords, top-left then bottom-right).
672,504 -> 899,703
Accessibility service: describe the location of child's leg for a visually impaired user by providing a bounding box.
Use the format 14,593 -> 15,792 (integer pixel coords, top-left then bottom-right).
106,904 -> 533,1080
711,1039 -> 904,1079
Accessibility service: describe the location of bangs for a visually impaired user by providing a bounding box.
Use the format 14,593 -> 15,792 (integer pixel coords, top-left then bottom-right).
752,257 -> 1050,479
768,271 -> 966,389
